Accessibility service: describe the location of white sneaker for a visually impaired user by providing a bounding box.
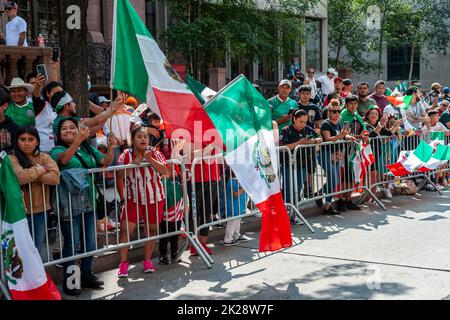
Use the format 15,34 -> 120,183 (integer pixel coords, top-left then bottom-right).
436,183 -> 445,191
383,188 -> 393,199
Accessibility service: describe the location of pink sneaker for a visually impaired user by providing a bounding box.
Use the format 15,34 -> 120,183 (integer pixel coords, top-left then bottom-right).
118,261 -> 129,278
143,259 -> 155,273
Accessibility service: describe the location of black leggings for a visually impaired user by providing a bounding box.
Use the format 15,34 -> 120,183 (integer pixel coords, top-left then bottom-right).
159,221 -> 182,257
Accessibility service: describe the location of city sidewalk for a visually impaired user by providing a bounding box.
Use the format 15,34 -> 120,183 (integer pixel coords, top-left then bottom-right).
66,190 -> 450,300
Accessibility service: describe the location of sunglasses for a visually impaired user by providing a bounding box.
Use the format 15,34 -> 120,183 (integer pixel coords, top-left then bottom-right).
330,110 -> 341,114
5,7 -> 13,11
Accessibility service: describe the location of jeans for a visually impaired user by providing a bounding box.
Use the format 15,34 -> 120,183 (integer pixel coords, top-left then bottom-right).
60,211 -> 96,277
318,153 -> 340,205
27,212 -> 47,261
159,221 -> 182,257
283,165 -> 307,205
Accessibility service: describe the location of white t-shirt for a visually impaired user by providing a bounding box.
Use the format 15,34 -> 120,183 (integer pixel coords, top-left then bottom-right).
305,76 -> 317,99
35,102 -> 57,153
318,75 -> 334,95
6,16 -> 28,46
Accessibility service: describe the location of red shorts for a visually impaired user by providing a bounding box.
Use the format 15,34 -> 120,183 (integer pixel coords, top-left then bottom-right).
121,200 -> 164,225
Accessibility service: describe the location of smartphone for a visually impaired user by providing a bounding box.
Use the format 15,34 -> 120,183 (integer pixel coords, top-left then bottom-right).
36,64 -> 48,80
51,47 -> 59,62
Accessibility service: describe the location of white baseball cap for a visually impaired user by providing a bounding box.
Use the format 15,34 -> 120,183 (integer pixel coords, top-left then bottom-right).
278,79 -> 292,88
99,96 -> 111,104
327,68 -> 338,76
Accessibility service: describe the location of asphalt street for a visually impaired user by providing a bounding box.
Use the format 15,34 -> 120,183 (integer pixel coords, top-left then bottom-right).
67,190 -> 450,300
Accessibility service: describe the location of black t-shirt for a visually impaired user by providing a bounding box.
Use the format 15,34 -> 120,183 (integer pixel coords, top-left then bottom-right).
298,102 -> 321,128
280,125 -> 318,169
0,117 -> 19,154
320,119 -> 344,154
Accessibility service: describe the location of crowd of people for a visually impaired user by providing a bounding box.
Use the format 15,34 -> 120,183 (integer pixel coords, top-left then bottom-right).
271,73 -> 450,219
2,63 -> 450,296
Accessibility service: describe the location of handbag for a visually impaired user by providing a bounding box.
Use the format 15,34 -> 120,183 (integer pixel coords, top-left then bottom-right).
74,149 -> 115,219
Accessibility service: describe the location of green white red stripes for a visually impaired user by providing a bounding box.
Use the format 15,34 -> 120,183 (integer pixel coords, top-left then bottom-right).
1,152 -> 61,300
204,75 -> 292,252
186,74 -> 217,105
111,0 -> 219,145
387,141 -> 435,176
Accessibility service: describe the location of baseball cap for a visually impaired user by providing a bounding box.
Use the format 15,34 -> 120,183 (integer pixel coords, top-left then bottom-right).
443,87 -> 450,94
431,83 -> 442,91
334,77 -> 343,84
411,80 -> 422,87
327,68 -> 338,76
98,96 -> 110,104
345,94 -> 358,103
343,79 -> 352,86
4,1 -> 18,9
278,79 -> 292,88
405,86 -> 418,96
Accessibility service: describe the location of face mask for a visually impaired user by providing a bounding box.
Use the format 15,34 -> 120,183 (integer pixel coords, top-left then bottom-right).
87,81 -> 92,91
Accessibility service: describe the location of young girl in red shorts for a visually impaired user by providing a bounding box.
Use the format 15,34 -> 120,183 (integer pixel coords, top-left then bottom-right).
116,126 -> 169,277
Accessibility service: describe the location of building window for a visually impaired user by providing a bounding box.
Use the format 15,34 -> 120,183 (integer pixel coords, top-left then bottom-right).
146,0 -> 157,37
36,0 -> 59,45
305,18 -> 322,71
387,46 -> 420,81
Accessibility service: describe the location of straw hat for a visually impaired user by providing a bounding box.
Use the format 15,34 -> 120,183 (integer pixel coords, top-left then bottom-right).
7,78 -> 34,93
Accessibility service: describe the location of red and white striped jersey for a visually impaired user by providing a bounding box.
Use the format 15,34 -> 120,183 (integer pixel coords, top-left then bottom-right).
118,147 -> 166,205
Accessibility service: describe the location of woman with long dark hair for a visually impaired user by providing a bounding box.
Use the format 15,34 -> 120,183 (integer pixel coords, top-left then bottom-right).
51,117 -> 116,296
10,125 -> 60,257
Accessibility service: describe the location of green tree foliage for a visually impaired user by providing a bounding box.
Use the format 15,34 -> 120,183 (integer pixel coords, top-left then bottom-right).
163,0 -> 320,80
328,0 -> 378,74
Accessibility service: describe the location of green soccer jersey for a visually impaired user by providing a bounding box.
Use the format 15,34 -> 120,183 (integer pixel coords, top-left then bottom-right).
5,101 -> 36,127
268,96 -> 297,131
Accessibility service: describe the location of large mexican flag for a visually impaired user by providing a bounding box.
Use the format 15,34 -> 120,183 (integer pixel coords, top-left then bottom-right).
205,75 -> 292,252
111,0 -> 219,147
0,152 -> 61,300
386,141 -> 434,176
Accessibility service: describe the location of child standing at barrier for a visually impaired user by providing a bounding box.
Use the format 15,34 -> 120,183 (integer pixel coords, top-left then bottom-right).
223,171 -> 250,246
116,125 -> 169,278
159,163 -> 187,265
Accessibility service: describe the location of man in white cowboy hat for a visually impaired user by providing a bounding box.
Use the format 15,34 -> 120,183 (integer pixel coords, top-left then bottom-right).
5,76 -> 45,127
318,68 -> 338,96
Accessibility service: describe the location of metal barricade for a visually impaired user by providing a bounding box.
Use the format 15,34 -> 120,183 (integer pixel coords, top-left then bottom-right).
277,146 -> 315,231
293,140 -> 386,211
22,159 -> 212,271
190,146 -> 313,265
368,135 -> 442,196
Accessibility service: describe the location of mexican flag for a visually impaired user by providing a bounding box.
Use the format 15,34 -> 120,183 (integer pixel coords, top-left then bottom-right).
0,152 -> 61,300
350,141 -> 375,186
186,74 -> 217,105
429,131 -> 445,148
386,95 -> 413,108
418,144 -> 450,172
111,0 -> 220,147
204,75 -> 292,252
386,141 -> 434,176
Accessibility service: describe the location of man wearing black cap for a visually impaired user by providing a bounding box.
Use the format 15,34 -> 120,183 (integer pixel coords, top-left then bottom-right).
405,87 -> 428,129
0,1 -> 28,47
342,79 -> 353,96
